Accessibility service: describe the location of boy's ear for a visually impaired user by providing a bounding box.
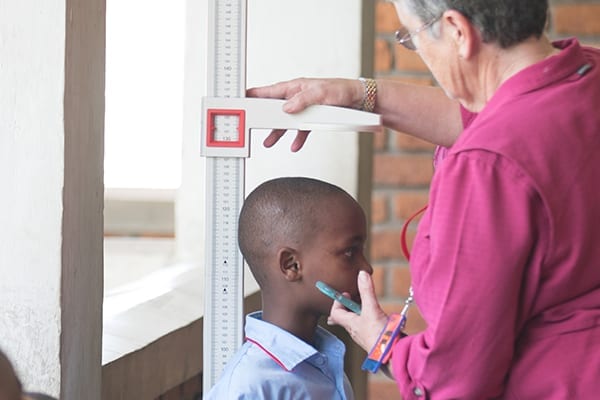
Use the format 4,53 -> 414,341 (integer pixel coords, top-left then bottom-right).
278,247 -> 302,281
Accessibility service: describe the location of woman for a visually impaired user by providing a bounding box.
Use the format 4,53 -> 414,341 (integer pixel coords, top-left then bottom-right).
248,0 -> 600,398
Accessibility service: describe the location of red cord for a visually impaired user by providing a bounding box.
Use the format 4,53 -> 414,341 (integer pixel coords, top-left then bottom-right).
400,204 -> 428,261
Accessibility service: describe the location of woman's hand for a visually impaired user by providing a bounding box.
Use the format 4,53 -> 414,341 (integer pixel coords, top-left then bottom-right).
246,78 -> 363,151
327,270 -> 389,353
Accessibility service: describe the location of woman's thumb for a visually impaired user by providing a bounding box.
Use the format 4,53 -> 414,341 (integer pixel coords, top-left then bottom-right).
358,271 -> 377,308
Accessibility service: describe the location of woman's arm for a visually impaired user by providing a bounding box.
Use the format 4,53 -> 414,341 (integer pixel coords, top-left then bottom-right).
375,79 -> 462,147
247,77 -> 463,150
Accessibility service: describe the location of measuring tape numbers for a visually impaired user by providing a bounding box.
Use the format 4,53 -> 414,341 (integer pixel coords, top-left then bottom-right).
201,0 -> 248,391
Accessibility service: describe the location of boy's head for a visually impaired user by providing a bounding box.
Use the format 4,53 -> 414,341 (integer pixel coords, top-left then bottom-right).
238,177 -> 372,316
0,349 -> 22,400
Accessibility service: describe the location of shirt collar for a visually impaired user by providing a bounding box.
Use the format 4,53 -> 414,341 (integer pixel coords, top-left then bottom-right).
244,311 -> 346,371
489,38 -> 589,109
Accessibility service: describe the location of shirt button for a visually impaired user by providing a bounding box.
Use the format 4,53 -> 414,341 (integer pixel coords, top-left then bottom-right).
314,356 -> 326,366
413,387 -> 424,397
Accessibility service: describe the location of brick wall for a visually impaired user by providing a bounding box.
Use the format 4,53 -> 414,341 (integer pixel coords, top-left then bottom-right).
366,1 -> 600,399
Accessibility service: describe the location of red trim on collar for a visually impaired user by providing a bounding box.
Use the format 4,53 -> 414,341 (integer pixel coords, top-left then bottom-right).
245,337 -> 291,372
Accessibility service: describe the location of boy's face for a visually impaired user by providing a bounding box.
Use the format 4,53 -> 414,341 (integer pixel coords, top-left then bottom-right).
300,196 -> 373,315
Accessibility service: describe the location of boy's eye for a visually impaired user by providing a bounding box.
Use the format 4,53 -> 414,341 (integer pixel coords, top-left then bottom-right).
344,246 -> 358,258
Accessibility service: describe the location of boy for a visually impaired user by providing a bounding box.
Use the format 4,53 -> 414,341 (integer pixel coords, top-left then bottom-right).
0,349 -> 21,400
204,177 -> 373,399
1,349 -> 58,400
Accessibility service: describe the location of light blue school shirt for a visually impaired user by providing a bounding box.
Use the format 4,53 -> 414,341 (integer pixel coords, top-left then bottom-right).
204,311 -> 354,400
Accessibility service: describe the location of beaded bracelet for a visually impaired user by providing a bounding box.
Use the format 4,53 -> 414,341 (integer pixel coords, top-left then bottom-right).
358,77 -> 377,112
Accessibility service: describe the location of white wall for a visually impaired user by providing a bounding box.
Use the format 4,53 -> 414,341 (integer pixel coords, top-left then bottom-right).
246,0 -> 363,194
0,1 -> 104,398
0,0 -> 65,393
178,0 -> 364,264
104,0 -> 185,189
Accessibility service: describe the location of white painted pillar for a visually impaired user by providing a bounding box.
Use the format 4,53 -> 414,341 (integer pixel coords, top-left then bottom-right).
0,1 -> 104,399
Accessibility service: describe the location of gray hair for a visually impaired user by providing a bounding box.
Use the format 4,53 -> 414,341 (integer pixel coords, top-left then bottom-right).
405,0 -> 549,48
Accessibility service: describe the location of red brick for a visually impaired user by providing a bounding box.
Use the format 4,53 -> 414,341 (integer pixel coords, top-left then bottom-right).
373,154 -> 434,187
391,266 -> 412,298
373,128 -> 388,151
375,38 -> 393,73
395,133 -> 437,152
395,45 -> 429,72
399,228 -> 417,257
405,306 -> 427,335
387,75 -> 435,87
380,301 -> 426,336
582,41 -> 600,49
552,4 -> 600,35
381,301 -> 405,315
375,1 -> 401,34
393,191 -> 430,220
371,265 -> 386,297
371,194 -> 389,224
370,229 -> 404,261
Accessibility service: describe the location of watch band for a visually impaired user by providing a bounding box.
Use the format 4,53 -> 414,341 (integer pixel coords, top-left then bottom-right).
358,77 -> 377,112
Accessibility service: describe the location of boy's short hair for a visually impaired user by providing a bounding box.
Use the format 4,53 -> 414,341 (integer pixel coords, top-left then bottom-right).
238,177 -> 353,287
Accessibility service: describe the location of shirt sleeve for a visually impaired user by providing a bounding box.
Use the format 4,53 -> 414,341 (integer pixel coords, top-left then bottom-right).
390,149 -> 545,399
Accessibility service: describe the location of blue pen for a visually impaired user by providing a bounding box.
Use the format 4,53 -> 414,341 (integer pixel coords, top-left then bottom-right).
316,281 -> 362,315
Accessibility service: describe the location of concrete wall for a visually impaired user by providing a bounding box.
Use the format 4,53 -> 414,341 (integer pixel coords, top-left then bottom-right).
0,0 -> 105,398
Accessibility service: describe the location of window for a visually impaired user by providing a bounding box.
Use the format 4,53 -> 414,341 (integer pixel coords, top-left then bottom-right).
103,0 -> 187,364
104,0 -> 185,294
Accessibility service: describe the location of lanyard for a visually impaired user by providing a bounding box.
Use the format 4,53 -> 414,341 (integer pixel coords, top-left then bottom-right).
400,204 -> 428,261
363,204 -> 427,373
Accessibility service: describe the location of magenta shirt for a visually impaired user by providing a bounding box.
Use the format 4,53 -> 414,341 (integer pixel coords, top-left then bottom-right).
391,38 -> 600,399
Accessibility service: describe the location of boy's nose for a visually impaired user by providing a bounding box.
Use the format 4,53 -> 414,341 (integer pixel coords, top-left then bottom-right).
360,259 -> 373,275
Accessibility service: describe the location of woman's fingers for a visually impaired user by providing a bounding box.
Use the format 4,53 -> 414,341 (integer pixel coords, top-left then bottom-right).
246,82 -> 293,100
263,129 -> 311,151
290,130 -> 310,152
263,129 -> 286,148
328,272 -> 389,351
357,270 -> 379,310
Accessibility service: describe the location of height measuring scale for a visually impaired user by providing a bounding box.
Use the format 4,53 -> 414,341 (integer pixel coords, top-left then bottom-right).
202,0 -> 247,392
201,0 -> 382,391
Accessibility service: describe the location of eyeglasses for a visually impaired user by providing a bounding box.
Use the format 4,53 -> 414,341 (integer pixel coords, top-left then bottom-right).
395,15 -> 442,51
